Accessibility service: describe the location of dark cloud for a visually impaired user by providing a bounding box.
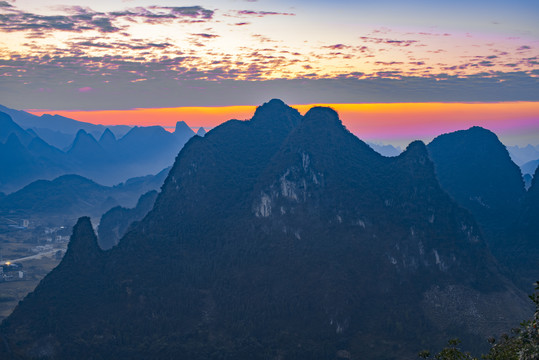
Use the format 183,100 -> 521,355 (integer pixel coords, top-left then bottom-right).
234,22 -> 250,26
478,61 -> 495,67
517,45 -> 531,51
375,61 -> 404,65
0,4 -> 214,34
323,44 -> 351,50
167,6 -> 213,19
4,69 -> 537,111
192,33 -> 219,39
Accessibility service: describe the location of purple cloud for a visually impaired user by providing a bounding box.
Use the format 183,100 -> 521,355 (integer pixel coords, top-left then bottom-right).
234,10 -> 295,17
0,4 -> 214,34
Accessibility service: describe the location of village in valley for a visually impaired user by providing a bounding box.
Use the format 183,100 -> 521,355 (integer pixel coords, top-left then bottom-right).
0,217 -> 70,320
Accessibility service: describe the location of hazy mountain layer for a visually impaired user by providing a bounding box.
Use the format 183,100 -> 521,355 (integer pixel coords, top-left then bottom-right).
97,190 -> 158,250
0,110 -> 195,192
0,169 -> 168,225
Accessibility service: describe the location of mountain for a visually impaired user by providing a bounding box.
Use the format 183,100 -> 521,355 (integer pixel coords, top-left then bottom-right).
0,111 -> 34,146
0,100 -> 529,360
426,127 -> 531,287
521,158 -> 539,176
197,126 -> 207,136
507,144 -> 539,166
0,109 -> 194,192
67,130 -> 108,163
510,166 -> 539,288
27,127 -> 77,150
0,104 -> 131,140
0,132 -> 68,194
97,190 -> 158,250
0,170 -> 168,225
98,128 -> 117,150
366,141 -> 402,157
0,175 -> 115,219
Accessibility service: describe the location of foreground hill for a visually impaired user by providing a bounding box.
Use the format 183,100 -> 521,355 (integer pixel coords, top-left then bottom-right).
426,127 -> 537,290
0,100 -> 530,360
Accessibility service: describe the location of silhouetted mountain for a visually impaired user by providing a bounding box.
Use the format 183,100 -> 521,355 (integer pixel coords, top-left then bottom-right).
0,100 -> 529,360
112,167 -> 170,194
174,120 -> 195,137
97,190 -> 158,250
27,127 -> 76,150
27,136 -> 67,165
0,175 -> 115,219
510,166 -> 539,288
0,111 -> 34,146
427,127 -> 531,287
67,130 -> 107,161
366,141 -> 402,156
0,107 -> 194,192
197,126 -> 207,136
0,171 -> 168,225
521,158 -> 539,176
0,133 -> 60,193
98,128 -> 117,150
507,144 -> 539,166
0,104 -> 131,138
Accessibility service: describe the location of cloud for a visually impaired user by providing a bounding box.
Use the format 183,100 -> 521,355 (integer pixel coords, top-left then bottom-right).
233,10 -> 295,17
0,4 -> 214,34
359,36 -> 419,47
192,33 -> 219,39
323,44 -> 351,50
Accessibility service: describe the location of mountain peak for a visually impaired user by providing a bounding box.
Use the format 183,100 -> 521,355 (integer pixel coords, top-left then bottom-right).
197,127 -> 206,136
99,128 -> 116,142
98,128 -> 117,150
303,106 -> 341,126
62,217 -> 102,265
175,121 -> 194,135
251,99 -> 301,129
0,111 -> 34,145
404,140 -> 428,156
67,129 -> 105,158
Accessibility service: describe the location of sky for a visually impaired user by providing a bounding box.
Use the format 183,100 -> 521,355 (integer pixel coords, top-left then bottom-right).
1,0 -> 538,145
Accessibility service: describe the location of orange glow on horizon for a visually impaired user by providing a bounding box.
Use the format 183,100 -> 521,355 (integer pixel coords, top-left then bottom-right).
27,102 -> 539,145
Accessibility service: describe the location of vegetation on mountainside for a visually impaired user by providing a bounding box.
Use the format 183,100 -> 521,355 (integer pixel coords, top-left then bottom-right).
421,282 -> 538,360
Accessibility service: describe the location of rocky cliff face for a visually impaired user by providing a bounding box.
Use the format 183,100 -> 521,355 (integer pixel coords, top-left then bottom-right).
0,100 -> 530,360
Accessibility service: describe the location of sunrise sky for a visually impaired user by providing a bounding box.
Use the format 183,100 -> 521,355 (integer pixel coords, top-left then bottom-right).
1,0 -> 538,145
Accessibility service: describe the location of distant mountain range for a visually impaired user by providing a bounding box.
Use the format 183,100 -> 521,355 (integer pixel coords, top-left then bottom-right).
0,104 -> 131,149
366,142 -> 402,157
0,169 -> 168,225
0,100 -> 531,360
0,105 -> 197,193
507,144 -> 539,166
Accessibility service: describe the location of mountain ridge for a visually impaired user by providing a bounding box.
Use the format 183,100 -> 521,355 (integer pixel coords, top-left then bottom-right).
0,100 -> 532,359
